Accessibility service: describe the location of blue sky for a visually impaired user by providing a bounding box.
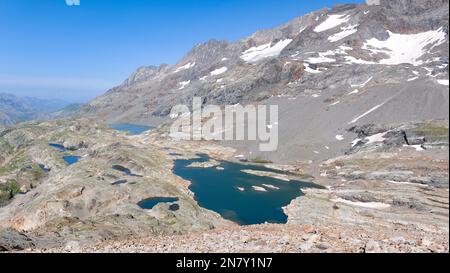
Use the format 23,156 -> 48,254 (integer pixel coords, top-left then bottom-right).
0,0 -> 358,102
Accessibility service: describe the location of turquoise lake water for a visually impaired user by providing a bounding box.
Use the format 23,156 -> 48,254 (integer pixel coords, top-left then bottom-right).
109,124 -> 154,135
172,154 -> 322,225
49,143 -> 66,152
63,156 -> 81,165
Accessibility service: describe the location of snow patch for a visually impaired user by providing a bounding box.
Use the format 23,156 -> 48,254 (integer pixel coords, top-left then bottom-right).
386,180 -> 429,187
241,39 -> 292,63
178,80 -> 191,90
365,132 -> 386,144
170,111 -> 190,119
403,144 -> 425,151
351,77 -> 373,88
306,46 -> 351,64
328,24 -> 358,42
306,55 -> 336,64
360,27 -> 447,66
348,89 -> 359,95
351,138 -> 362,147
345,55 -> 376,65
348,102 -> 385,124
437,79 -> 449,86
314,14 -> 351,32
331,198 -> 391,209
304,63 -> 323,74
174,62 -> 195,73
210,67 -> 228,76
423,67 -> 434,76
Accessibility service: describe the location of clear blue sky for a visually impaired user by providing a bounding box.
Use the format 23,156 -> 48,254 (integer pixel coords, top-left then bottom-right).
0,0 -> 358,102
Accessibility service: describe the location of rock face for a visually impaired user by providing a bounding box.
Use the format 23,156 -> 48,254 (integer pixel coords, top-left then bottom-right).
81,0 -> 448,163
0,229 -> 35,251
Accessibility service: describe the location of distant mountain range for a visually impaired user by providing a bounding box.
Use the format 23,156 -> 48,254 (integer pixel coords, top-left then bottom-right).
0,93 -> 80,125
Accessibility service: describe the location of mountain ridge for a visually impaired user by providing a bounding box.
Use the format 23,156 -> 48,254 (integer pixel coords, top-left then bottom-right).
0,93 -> 71,126
83,0 -> 448,116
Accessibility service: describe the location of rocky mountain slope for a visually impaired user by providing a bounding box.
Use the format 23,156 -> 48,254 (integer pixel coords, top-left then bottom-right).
82,0 -> 448,162
0,93 -> 70,126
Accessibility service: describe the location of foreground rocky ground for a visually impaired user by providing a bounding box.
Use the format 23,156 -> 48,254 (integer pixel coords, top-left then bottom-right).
23,223 -> 449,253
0,119 -> 448,253
0,119 -> 231,251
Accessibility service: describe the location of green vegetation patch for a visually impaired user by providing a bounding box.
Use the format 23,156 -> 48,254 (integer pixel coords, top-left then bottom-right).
0,180 -> 21,206
413,121 -> 449,143
250,156 -> 273,164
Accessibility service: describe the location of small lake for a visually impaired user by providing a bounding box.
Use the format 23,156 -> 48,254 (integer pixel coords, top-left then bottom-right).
112,165 -> 143,177
172,154 -> 322,225
137,197 -> 179,209
63,156 -> 81,165
49,144 -> 81,166
49,143 -> 66,152
109,124 -> 154,135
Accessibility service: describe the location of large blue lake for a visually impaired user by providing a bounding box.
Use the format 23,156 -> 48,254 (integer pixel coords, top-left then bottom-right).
109,124 -> 154,135
172,154 -> 321,225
